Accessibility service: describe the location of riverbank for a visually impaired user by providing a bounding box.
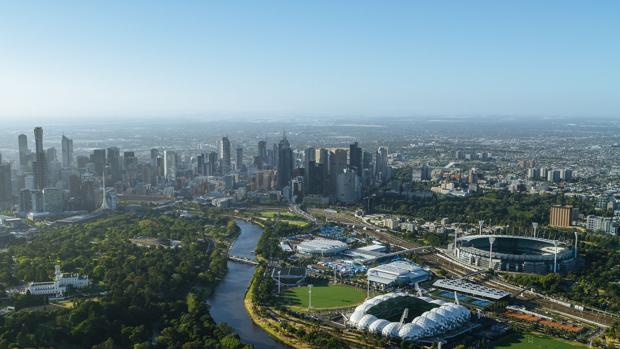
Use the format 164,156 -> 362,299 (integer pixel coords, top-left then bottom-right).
244,267 -> 311,349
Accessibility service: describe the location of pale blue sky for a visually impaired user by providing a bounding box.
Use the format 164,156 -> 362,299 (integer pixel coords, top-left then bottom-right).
0,1 -> 618,121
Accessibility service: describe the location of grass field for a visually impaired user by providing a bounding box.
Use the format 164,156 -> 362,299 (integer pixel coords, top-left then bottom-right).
492,332 -> 586,349
280,284 -> 366,311
367,296 -> 437,322
256,210 -> 310,227
257,210 -> 299,219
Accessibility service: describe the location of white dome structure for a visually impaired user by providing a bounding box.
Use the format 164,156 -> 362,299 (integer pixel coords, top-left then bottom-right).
368,319 -> 390,334
381,322 -> 403,337
412,315 -> 438,336
347,293 -> 470,342
349,310 -> 365,326
357,314 -> 378,330
426,309 -> 449,328
444,304 -> 470,321
398,323 -> 425,340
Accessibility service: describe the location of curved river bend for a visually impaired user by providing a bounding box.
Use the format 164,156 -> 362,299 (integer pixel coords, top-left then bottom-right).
207,220 -> 289,349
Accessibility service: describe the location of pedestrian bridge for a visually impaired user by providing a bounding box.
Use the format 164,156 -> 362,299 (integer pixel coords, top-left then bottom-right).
228,255 -> 259,265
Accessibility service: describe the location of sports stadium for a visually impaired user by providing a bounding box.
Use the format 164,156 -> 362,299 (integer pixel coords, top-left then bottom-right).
348,292 -> 471,341
454,235 -> 577,274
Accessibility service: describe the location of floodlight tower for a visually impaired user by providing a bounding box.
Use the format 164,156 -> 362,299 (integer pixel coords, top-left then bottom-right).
553,240 -> 558,273
277,270 -> 281,295
488,236 -> 496,270
366,280 -> 370,299
453,230 -> 458,255
308,284 -> 313,310
532,222 -> 539,238
479,220 -> 484,235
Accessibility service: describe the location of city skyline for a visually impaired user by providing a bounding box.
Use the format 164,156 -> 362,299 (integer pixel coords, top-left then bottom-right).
1,1 -> 619,121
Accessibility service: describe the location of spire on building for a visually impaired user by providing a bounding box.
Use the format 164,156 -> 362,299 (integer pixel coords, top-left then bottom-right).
99,167 -> 111,211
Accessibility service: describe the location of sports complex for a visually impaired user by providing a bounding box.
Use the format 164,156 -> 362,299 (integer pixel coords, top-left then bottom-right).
348,292 -> 472,341
454,235 -> 577,274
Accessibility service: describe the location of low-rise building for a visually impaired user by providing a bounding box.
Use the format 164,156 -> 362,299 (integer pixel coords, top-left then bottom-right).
367,260 -> 430,289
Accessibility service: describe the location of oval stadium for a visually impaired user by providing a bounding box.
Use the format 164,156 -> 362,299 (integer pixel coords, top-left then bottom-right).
348,292 -> 471,342
454,235 -> 577,274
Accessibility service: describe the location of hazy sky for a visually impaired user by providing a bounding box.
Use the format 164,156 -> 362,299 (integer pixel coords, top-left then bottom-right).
0,1 -> 619,121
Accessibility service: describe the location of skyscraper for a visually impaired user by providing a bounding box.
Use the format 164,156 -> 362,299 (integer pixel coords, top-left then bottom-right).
329,148 -> 348,193
61,135 -> 73,168
107,147 -> 121,183
18,134 -> 29,171
258,140 -> 267,161
349,142 -> 362,174
0,162 -> 11,210
33,127 -> 47,190
220,137 -> 231,175
163,150 -> 177,180
236,147 -> 243,171
207,151 -> 218,176
374,146 -> 389,183
92,149 -> 107,176
276,134 -> 293,190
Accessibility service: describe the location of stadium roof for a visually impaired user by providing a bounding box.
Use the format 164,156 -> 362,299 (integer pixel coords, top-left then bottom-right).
432,278 -> 511,300
367,261 -> 430,286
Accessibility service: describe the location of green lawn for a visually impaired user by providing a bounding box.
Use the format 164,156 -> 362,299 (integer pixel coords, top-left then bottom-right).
256,211 -> 309,227
493,332 -> 586,349
280,284 -> 366,311
258,211 -> 299,219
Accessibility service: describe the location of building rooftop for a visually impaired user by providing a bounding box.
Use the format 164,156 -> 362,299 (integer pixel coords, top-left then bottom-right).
432,278 -> 511,300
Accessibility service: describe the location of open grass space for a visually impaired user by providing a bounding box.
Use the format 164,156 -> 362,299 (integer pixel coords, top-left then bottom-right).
492,332 -> 586,349
367,296 -> 437,322
280,284 -> 366,311
255,210 -> 310,227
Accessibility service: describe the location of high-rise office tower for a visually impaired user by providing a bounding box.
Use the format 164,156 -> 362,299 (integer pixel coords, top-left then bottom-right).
236,147 -> 243,171
303,147 -> 316,193
276,134 -> 293,190
46,148 -> 57,162
163,150 -> 177,180
220,137 -> 231,175
61,135 -> 73,168
207,151 -> 218,176
18,134 -> 29,171
374,146 -> 389,183
272,144 -> 278,168
150,148 -> 159,166
107,147 -> 121,183
92,149 -> 107,176
258,140 -> 267,161
33,127 -> 47,190
329,148 -> 348,193
317,148 -> 330,195
0,162 -> 11,210
349,142 -> 362,174
197,154 -> 205,175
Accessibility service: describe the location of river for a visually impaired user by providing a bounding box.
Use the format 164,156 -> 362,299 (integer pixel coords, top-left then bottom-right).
208,220 -> 289,349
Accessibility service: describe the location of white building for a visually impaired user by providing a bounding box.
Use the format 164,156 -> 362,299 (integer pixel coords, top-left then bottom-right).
24,264 -> 89,297
296,238 -> 348,255
367,261 -> 430,289
586,215 -> 617,234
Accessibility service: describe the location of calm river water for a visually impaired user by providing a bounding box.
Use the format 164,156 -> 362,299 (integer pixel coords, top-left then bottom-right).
207,220 -> 289,349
